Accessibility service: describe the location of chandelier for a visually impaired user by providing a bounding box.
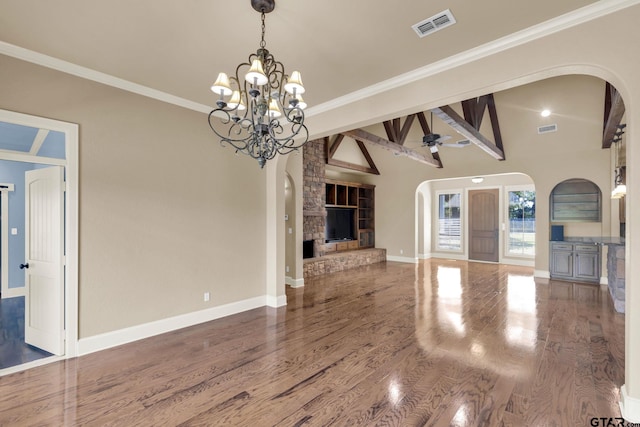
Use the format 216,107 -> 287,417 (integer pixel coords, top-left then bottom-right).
208,0 -> 309,168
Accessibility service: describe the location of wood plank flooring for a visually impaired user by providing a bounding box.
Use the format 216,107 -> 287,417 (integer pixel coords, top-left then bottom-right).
0,260 -> 625,426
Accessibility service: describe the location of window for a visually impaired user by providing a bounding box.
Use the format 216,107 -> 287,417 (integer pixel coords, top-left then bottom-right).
507,189 -> 535,256
437,192 -> 462,251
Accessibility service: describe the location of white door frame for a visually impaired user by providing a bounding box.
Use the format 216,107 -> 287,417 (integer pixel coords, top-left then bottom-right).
0,183 -> 16,298
0,109 -> 79,369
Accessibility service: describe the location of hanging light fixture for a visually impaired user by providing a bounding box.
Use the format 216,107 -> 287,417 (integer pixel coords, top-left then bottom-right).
611,124 -> 626,199
208,0 -> 308,168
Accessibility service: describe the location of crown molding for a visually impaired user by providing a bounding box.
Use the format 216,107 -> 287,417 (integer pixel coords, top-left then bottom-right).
0,41 -> 211,114
305,0 -> 640,117
1,0 -> 638,116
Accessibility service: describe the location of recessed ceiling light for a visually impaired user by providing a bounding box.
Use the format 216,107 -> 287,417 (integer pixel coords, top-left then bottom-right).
541,109 -> 551,117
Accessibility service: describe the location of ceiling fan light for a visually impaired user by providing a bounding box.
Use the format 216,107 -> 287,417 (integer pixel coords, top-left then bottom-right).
211,72 -> 233,96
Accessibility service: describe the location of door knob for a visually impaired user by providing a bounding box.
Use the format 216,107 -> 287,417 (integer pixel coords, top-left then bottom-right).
19,263 -> 29,269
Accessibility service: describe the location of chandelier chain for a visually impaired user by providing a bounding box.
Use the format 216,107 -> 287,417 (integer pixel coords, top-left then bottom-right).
260,12 -> 266,49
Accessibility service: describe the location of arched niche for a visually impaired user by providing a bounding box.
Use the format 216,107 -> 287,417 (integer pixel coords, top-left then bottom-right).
550,178 -> 602,222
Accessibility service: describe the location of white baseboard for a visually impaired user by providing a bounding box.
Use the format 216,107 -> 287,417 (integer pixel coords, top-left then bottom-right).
2,286 -> 25,298
500,257 -> 535,267
78,295 -> 269,356
620,384 -> 640,423
386,255 -> 418,264
285,276 -> 304,288
534,269 -> 550,279
418,253 -> 431,260
430,252 -> 467,261
266,294 -> 287,308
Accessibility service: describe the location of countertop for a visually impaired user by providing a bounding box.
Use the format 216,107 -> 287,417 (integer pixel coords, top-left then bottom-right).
553,236 -> 625,245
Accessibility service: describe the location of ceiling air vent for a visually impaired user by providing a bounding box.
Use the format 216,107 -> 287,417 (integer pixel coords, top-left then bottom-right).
412,9 -> 456,38
538,124 -> 558,134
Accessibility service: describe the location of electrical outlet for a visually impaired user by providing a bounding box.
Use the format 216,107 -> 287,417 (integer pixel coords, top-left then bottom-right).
286,266 -> 290,273
400,249 -> 403,255
204,292 -> 210,302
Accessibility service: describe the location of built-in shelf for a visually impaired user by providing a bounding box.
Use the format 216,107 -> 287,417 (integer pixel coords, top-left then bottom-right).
325,179 -> 375,251
550,178 -> 601,222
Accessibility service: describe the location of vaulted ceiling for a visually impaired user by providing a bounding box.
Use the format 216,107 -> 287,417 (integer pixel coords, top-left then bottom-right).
0,0 -> 628,169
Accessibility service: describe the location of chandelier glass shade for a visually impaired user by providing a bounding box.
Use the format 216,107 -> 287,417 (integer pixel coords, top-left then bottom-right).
208,0 -> 308,168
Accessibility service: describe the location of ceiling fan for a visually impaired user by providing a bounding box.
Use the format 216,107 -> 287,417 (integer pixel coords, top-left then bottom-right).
423,137 -> 471,153
421,112 -> 470,152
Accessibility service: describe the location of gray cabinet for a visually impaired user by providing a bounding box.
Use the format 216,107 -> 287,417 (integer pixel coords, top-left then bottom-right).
550,242 -> 600,283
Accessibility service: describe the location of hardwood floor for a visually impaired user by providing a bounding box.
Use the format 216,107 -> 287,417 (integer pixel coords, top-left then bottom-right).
0,296 -> 53,369
0,260 -> 625,426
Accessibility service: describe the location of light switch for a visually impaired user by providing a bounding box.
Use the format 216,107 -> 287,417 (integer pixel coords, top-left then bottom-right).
288,227 -> 293,234
11,228 -> 17,235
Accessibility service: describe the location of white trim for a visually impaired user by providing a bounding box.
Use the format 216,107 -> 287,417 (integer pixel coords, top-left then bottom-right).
2,287 -> 25,298
0,150 -> 65,166
266,294 -> 287,308
0,355 -> 64,377
500,257 -> 535,268
0,41 -> 212,115
387,255 -> 418,264
0,109 -> 79,361
600,276 -> 609,286
430,252 -> 468,261
534,269 -> 551,279
0,184 -> 14,298
78,296 -> 268,356
620,384 -> 640,423
418,253 -> 431,260
1,2 -> 637,119
285,276 -> 305,288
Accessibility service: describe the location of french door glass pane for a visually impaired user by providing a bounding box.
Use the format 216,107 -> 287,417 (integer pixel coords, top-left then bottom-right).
438,193 -> 461,250
508,190 -> 536,256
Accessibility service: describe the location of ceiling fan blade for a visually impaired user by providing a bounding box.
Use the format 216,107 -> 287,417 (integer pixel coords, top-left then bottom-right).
436,134 -> 452,142
440,139 -> 470,148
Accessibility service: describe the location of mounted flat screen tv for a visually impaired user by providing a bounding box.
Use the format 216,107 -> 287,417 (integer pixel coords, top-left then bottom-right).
326,207 -> 356,242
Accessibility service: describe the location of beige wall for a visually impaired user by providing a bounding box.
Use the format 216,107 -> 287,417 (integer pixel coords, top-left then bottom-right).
305,5 -> 640,400
0,55 -> 268,338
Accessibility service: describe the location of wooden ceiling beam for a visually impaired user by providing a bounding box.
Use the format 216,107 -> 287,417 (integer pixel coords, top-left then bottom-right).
486,94 -> 505,157
343,129 -> 441,168
325,133 -> 380,175
602,82 -> 625,149
383,114 -> 416,145
431,105 -> 505,160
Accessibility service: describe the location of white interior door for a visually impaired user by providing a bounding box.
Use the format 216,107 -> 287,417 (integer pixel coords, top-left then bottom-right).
24,166 -> 64,355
